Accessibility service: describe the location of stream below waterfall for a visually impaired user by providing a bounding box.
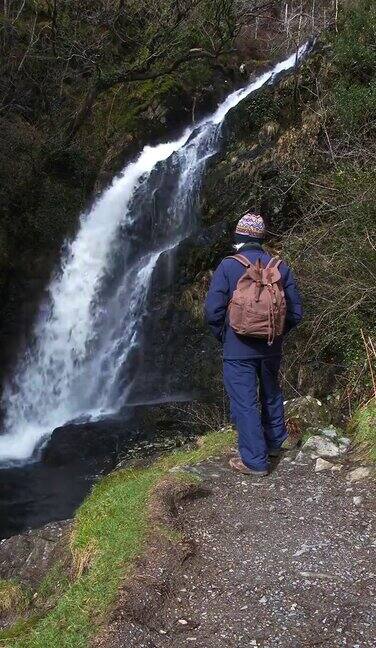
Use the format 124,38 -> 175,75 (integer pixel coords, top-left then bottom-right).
0,44 -> 311,537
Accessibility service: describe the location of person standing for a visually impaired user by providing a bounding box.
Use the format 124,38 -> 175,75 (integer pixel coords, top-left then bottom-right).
204,213 -> 303,475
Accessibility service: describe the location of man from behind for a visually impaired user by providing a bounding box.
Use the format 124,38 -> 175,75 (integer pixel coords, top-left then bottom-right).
204,212 -> 303,476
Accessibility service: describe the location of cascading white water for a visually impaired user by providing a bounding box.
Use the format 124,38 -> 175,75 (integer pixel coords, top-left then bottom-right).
0,43 -> 310,464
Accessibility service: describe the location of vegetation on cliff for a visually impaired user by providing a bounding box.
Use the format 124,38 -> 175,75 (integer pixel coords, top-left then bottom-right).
282,0 -> 376,402
189,0 -> 375,414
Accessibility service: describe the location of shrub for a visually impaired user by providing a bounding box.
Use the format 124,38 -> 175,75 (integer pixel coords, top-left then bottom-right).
332,80 -> 376,131
332,0 -> 376,82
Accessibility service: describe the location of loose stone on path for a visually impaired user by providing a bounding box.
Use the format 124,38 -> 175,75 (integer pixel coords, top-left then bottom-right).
347,466 -> 372,482
315,458 -> 334,472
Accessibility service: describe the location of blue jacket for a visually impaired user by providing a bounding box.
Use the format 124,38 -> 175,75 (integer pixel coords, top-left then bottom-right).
204,243 -> 303,359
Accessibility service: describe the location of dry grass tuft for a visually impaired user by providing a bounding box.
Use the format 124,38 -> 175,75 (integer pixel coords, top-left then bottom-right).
0,581 -> 28,614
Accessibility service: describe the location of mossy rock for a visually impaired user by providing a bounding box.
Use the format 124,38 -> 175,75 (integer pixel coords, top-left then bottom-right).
285,396 -> 332,433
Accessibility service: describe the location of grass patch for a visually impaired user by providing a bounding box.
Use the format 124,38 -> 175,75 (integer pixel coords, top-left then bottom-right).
0,428 -> 234,648
349,398 -> 376,462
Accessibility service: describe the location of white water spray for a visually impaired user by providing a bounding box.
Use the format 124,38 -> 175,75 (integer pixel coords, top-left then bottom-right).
0,43 -> 310,464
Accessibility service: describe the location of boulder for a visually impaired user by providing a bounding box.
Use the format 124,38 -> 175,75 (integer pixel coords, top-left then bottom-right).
284,396 -> 331,434
301,435 -> 340,459
41,419 -> 130,466
320,426 -> 339,440
0,520 -> 71,589
310,430 -> 350,455
338,437 -> 351,453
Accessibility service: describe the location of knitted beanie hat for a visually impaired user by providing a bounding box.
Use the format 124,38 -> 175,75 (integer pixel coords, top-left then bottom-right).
235,212 -> 266,239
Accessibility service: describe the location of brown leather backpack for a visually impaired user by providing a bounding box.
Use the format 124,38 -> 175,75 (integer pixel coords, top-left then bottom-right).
226,254 -> 287,345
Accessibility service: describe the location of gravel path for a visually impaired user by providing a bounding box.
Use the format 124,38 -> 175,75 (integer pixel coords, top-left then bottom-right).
101,454 -> 376,648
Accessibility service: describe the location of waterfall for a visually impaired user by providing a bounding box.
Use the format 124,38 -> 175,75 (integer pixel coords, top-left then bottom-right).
0,43 -> 310,464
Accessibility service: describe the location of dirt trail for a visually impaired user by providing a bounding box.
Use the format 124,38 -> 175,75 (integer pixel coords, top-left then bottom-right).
99,454 -> 376,648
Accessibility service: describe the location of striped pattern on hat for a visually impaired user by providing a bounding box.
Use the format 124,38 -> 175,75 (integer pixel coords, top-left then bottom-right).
235,213 -> 265,238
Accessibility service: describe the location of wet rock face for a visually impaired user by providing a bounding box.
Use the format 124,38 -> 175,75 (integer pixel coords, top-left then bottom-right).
40,420 -> 131,467
126,240 -> 223,405
0,520 -> 71,589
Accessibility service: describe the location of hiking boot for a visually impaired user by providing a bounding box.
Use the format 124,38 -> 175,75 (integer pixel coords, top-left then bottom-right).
229,456 -> 268,476
268,447 -> 282,457
281,417 -> 302,450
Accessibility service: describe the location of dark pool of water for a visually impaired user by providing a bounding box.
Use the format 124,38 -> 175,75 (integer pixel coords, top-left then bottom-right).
0,458 -> 111,539
0,402 -> 196,539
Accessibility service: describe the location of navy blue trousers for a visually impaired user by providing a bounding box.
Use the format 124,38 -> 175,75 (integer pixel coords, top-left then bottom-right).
223,357 -> 287,471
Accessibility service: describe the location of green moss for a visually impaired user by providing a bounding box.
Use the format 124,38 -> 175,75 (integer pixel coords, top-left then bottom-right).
350,398 -> 376,462
0,428 -> 234,648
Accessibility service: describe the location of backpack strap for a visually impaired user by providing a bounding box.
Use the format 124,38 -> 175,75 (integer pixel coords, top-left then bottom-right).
225,255 -> 262,284
224,254 -> 251,268
263,256 -> 283,287
265,256 -> 282,269
227,254 -> 282,269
